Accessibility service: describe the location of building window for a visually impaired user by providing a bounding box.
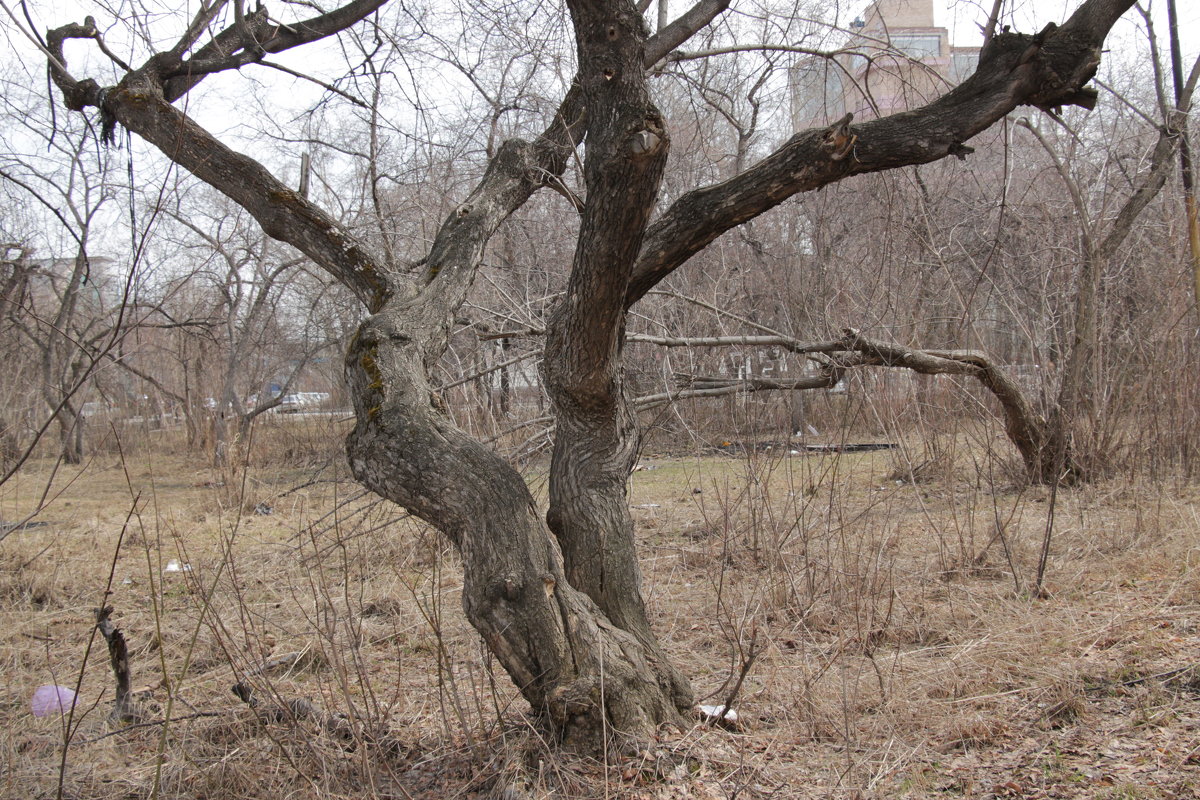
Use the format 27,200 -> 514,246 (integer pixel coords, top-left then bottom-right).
890,34 -> 942,58
952,51 -> 980,81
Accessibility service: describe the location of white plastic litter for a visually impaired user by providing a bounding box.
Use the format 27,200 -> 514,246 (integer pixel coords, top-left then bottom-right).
697,704 -> 738,724
164,559 -> 192,573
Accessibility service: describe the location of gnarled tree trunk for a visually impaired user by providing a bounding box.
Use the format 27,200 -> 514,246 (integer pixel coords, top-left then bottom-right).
46,0 -> 1140,745
345,302 -> 688,743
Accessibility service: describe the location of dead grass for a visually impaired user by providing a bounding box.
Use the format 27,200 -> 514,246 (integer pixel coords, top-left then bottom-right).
2,431 -> 1199,799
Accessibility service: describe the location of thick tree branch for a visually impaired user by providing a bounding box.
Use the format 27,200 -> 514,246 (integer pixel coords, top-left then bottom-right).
837,329 -> 1052,477
644,0 -> 731,66
625,0 -> 1136,306
46,4 -> 395,310
108,86 -> 392,308
260,0 -> 388,53
411,85 -> 588,364
166,0 -> 388,76
635,369 -> 844,410
635,324 -> 1055,480
162,6 -> 273,100
629,332 -> 844,354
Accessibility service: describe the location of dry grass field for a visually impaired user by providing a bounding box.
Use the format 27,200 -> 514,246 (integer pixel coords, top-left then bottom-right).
2,423 -> 1199,799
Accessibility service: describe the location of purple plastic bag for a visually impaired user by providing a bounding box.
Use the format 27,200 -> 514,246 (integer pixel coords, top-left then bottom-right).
31,685 -> 77,717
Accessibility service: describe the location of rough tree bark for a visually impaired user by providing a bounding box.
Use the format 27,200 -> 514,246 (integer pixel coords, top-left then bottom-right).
47,0 -> 1139,744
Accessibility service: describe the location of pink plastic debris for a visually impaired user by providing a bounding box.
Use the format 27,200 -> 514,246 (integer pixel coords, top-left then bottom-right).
31,685 -> 77,717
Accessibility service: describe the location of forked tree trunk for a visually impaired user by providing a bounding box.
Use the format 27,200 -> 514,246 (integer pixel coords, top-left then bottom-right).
343,1 -> 696,740
345,304 -> 689,744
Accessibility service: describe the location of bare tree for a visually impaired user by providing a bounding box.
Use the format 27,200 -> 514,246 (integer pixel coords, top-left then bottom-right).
0,93 -> 120,465
156,192 -> 345,462
1016,101 -> 1187,481
44,0 -> 1141,744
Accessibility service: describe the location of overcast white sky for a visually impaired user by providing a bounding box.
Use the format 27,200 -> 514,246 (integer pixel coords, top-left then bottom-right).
3,0 -> 1198,264
8,1 -> 1199,131
939,0 -> 1199,50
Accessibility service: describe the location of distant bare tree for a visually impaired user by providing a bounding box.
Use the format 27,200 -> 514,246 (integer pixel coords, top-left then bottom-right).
156,193 -> 345,463
0,93 -> 120,465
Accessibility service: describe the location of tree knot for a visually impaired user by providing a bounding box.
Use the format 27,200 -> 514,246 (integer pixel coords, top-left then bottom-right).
498,574 -> 523,601
823,113 -> 857,162
629,129 -> 661,157
629,117 -> 666,159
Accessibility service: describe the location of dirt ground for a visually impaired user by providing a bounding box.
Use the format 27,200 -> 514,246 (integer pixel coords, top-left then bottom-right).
2,435 -> 1198,799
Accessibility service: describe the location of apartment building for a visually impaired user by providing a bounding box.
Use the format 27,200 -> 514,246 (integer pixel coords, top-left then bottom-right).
792,0 -> 981,128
